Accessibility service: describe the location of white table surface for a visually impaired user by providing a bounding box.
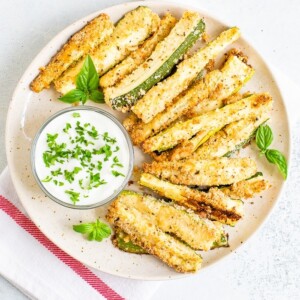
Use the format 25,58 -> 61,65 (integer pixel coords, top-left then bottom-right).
0,0 -> 299,299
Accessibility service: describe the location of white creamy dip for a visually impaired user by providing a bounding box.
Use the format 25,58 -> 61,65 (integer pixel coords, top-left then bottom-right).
33,108 -> 132,207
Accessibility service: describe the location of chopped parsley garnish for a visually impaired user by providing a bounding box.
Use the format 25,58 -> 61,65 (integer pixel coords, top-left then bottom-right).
87,126 -> 99,139
46,133 -> 58,147
63,123 -> 71,133
102,132 -> 116,144
42,175 -> 52,182
111,170 -> 125,177
97,161 -> 102,171
43,152 -> 55,167
75,121 -> 84,136
88,172 -> 106,189
65,190 -> 80,204
51,168 -> 62,176
111,156 -> 123,168
64,167 -> 82,183
79,179 -> 85,189
97,144 -> 112,161
41,114 -> 125,205
113,146 -> 120,152
53,180 -> 64,186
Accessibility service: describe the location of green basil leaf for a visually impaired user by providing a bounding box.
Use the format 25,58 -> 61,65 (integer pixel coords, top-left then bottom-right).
265,149 -> 288,179
256,124 -> 273,152
95,234 -> 103,242
73,220 -> 111,242
88,230 -> 96,241
95,220 -> 112,238
73,223 -> 94,234
76,55 -> 99,92
59,89 -> 87,103
89,89 -> 105,103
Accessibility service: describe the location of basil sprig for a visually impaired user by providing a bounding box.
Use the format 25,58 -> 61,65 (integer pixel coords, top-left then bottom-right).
59,55 -> 104,104
255,124 -> 288,179
73,219 -> 111,242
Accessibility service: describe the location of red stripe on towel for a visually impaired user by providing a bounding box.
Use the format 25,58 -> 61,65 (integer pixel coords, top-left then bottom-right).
0,195 -> 124,300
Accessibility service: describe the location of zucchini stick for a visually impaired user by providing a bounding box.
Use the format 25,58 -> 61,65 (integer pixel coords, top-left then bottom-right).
142,93 -> 273,153
130,69 -> 222,145
143,157 -> 257,186
221,175 -> 271,200
143,194 -> 227,251
132,27 -> 241,123
123,113 -> 140,132
186,54 -> 254,118
112,228 -> 147,254
148,93 -> 256,161
167,55 -> 254,159
139,173 -> 243,226
100,13 -> 177,88
148,93 -> 249,162
109,191 -> 227,251
134,50 -> 256,146
191,115 -> 268,160
54,6 -> 160,94
30,14 -> 114,92
168,126 -> 224,161
156,205 -> 227,251
106,191 -> 202,273
104,11 -> 205,111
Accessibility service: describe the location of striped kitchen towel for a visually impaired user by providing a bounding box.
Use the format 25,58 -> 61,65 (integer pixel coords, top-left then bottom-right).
0,167 -> 161,300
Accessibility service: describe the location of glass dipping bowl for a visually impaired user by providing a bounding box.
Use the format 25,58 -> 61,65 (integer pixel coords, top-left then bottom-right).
31,106 -> 134,209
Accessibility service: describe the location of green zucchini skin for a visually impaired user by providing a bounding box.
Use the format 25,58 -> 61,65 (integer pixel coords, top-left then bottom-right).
110,19 -> 205,110
112,230 -> 147,254
211,234 -> 229,249
223,131 -> 256,158
223,119 -> 269,158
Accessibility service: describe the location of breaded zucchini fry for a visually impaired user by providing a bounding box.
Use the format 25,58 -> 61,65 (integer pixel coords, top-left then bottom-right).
186,54 -> 254,118
131,52 -> 254,145
122,113 -> 140,132
154,94 -> 256,161
104,11 -> 205,111
109,191 -> 227,251
142,193 -> 228,250
139,173 -> 243,226
54,7 -> 160,94
132,27 -> 241,123
171,105 -> 270,161
142,93 -> 273,153
221,175 -> 271,199
146,93 -> 248,161
112,228 -> 147,254
130,69 -> 222,145
100,13 -> 177,88
191,115 -> 268,160
222,92 -> 252,105
143,157 -> 257,186
168,126 -> 224,161
106,191 -> 202,273
30,14 -> 114,92
156,205 -> 227,250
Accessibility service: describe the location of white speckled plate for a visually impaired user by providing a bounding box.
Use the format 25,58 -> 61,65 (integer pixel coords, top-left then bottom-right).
6,1 -> 290,280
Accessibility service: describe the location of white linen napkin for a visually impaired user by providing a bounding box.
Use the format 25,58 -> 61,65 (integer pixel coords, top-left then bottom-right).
0,167 -> 161,300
